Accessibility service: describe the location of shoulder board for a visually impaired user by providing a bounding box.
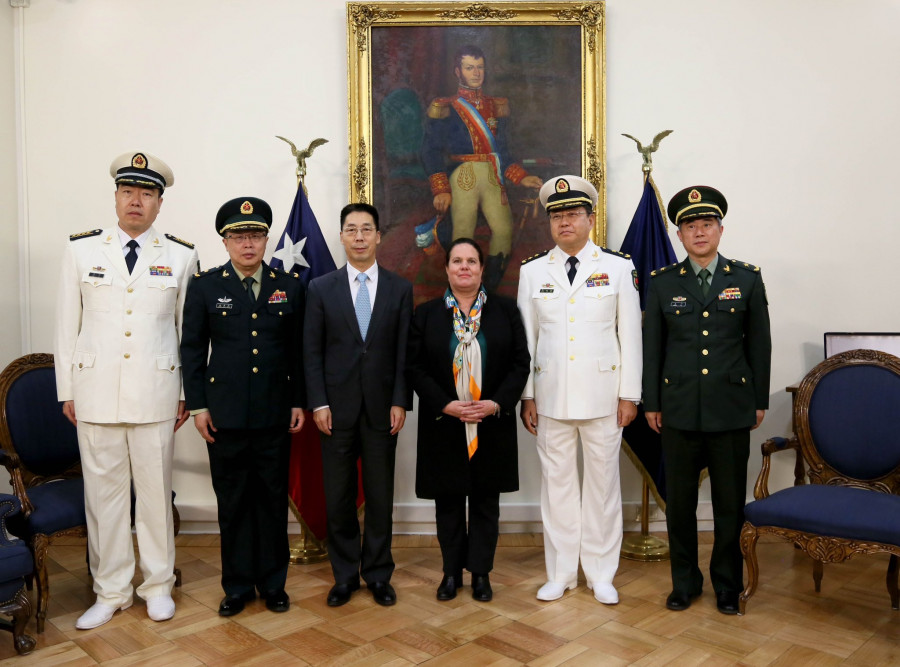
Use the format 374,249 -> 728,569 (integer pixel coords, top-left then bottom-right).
165,233 -> 194,249
599,246 -> 631,259
521,249 -> 550,265
427,98 -> 452,119
649,262 -> 680,277
492,97 -> 510,117
70,228 -> 102,241
728,258 -> 761,273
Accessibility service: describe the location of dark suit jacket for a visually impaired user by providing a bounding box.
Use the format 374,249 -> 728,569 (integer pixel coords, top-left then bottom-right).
642,254 -> 771,432
304,264 -> 413,430
407,294 -> 530,497
180,261 -> 306,430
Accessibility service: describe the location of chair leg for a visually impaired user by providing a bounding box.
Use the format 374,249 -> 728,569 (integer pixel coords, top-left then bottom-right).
887,554 -> 899,610
10,586 -> 35,655
31,534 -> 50,634
738,523 -> 759,615
813,558 -> 823,593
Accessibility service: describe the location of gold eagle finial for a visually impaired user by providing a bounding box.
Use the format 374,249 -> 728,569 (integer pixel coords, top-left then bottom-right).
276,136 -> 329,194
621,130 -> 673,173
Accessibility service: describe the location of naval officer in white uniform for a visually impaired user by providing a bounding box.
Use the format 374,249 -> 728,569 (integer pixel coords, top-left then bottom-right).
54,151 -> 199,629
517,175 -> 642,605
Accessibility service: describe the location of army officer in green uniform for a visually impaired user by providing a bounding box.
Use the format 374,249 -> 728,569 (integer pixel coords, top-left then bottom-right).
642,185 -> 771,615
181,197 -> 305,617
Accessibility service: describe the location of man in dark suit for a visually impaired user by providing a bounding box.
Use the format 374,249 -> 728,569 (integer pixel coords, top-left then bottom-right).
304,202 -> 413,607
642,185 -> 771,615
180,197 -> 306,617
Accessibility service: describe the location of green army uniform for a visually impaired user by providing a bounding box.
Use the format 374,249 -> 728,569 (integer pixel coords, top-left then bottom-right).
642,186 -> 771,607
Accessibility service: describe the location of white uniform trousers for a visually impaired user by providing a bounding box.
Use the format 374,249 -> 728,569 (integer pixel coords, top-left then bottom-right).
536,413 -> 623,586
76,420 -> 176,605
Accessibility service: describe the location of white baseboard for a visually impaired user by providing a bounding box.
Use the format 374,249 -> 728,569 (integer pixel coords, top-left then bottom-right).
175,500 -> 718,535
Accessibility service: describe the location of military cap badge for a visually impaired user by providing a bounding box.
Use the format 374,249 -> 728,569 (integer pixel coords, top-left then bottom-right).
556,178 -> 570,193
132,153 -> 147,169
688,188 -> 702,203
241,201 -> 254,215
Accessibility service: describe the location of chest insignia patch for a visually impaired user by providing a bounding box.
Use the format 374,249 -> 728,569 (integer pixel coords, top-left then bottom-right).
539,283 -> 555,293
268,290 -> 288,304
149,266 -> 172,276
719,287 -> 742,300
586,272 -> 609,288
216,296 -> 233,310
89,266 -> 106,278
670,296 -> 687,307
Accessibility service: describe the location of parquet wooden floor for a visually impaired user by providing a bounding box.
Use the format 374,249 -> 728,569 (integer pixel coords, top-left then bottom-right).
1,532 -> 897,665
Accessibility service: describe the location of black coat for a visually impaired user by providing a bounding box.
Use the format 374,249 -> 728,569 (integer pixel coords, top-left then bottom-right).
407,294 -> 530,498
303,265 -> 413,429
180,261 -> 306,429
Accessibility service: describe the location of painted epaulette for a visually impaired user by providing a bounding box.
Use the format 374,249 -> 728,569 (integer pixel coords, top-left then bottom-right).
521,249 -> 550,265
426,97 -> 452,119
165,233 -> 194,249
728,258 -> 761,273
649,262 -> 680,277
492,96 -> 510,117
70,228 -> 102,241
599,246 -> 631,260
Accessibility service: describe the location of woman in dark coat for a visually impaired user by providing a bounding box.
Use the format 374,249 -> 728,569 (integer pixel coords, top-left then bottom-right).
407,238 -> 530,602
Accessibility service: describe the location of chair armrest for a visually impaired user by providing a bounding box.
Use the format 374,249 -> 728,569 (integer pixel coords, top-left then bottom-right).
753,436 -> 803,500
0,493 -> 22,546
0,449 -> 35,517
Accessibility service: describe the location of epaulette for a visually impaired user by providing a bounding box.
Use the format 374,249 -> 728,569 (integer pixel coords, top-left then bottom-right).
729,258 -> 761,273
493,97 -> 510,118
165,233 -> 194,249
521,249 -> 550,265
426,98 -> 452,119
649,262 -> 680,277
599,246 -> 631,260
70,228 -> 102,241
193,266 -> 219,279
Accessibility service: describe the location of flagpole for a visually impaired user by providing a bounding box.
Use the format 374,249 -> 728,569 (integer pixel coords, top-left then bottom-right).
278,135 -> 331,565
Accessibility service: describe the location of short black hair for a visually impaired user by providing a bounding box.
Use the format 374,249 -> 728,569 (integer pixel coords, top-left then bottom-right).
445,237 -> 483,267
454,45 -> 486,71
340,202 -> 380,231
116,183 -> 163,197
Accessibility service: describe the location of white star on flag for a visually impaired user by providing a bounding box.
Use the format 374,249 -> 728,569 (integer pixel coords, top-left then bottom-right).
272,235 -> 309,270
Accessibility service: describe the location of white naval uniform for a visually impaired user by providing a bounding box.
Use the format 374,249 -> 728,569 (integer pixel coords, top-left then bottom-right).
517,240 -> 642,587
54,225 -> 198,605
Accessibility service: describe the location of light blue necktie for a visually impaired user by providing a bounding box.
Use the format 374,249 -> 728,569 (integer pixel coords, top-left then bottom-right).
356,273 -> 371,339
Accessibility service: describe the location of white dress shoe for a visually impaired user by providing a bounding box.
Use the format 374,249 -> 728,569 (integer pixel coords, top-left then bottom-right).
536,581 -> 576,601
588,582 -> 619,605
146,595 -> 175,622
75,600 -> 132,630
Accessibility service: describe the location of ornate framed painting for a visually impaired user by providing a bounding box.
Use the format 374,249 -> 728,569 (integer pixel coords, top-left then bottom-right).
347,1 -> 606,301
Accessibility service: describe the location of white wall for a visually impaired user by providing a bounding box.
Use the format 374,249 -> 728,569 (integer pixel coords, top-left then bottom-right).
1,3 -> 21,368
6,0 -> 900,531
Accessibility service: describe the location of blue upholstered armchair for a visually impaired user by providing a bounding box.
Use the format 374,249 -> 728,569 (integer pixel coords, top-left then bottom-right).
740,349 -> 900,614
0,353 -> 86,633
0,493 -> 35,655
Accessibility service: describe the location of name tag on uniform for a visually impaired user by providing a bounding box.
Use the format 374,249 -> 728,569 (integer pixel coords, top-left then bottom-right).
268,290 -> 287,304
670,296 -> 687,307
89,266 -> 106,278
539,283 -> 555,294
719,287 -> 742,300
149,266 -> 173,276
216,296 -> 233,309
586,272 -> 609,288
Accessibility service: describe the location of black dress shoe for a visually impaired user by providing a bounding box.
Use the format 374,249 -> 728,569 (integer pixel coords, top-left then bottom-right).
218,590 -> 256,617
716,590 -> 739,615
262,589 -> 290,613
471,573 -> 493,602
327,581 -> 360,607
368,581 -> 397,606
665,590 -> 700,611
437,574 -> 461,601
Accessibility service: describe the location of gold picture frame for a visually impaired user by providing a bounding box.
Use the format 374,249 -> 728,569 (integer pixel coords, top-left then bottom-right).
347,1 -> 606,299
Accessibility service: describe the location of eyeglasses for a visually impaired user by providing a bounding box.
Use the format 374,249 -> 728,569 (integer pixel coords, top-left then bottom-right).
225,232 -> 267,243
341,225 -> 377,237
549,210 -> 587,224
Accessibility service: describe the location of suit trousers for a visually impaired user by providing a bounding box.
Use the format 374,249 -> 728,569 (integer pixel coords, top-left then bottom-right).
206,426 -> 291,596
434,492 -> 500,576
321,411 -> 397,585
77,420 -> 176,605
536,414 -> 623,587
661,426 -> 750,595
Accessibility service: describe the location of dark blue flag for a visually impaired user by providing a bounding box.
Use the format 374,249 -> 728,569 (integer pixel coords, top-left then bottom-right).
269,184 -> 336,286
620,174 -> 676,508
